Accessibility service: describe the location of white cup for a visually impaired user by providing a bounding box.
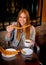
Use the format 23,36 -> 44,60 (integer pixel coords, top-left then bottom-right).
24,39 -> 31,47
24,39 -> 34,47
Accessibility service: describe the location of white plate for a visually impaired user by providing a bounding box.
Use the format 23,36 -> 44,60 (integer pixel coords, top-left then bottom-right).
21,48 -> 33,55
1,48 -> 17,58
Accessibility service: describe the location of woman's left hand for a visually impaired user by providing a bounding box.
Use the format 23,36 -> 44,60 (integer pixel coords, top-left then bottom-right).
30,40 -> 34,46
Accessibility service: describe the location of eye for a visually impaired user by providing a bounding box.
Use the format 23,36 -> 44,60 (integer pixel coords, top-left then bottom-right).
19,16 -> 22,18
23,17 -> 26,19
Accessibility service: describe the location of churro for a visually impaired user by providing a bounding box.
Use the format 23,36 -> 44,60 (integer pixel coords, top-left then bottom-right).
13,24 -> 30,29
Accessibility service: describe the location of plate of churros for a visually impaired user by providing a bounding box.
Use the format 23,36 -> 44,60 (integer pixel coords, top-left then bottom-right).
1,48 -> 18,58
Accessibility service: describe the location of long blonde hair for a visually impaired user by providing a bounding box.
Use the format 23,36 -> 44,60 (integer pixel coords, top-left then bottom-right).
16,9 -> 31,41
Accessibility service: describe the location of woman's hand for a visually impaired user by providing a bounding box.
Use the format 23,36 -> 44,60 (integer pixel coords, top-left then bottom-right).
6,25 -> 14,33
6,32 -> 11,38
30,40 -> 34,46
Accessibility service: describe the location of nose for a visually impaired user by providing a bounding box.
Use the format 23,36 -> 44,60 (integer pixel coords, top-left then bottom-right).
21,17 -> 24,21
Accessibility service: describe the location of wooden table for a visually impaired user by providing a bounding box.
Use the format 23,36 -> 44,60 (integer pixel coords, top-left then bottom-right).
0,51 -> 40,65
0,41 -> 40,65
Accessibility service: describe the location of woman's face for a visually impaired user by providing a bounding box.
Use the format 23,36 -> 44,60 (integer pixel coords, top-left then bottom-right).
18,12 -> 27,26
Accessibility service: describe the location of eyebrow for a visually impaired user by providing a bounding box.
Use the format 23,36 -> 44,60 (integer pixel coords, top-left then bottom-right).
19,16 -> 26,18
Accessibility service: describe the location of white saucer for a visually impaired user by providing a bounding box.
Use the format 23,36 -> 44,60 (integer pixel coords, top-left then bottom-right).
21,48 -> 33,55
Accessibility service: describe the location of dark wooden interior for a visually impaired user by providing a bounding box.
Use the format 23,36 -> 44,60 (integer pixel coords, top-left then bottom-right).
0,0 -> 43,30
0,0 -> 46,65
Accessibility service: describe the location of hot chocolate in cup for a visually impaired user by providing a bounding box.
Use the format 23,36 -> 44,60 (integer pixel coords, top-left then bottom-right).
24,39 -> 31,47
24,39 -> 34,47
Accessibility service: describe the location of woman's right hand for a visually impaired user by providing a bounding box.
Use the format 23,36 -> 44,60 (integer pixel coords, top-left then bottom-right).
6,25 -> 14,33
6,32 -> 11,38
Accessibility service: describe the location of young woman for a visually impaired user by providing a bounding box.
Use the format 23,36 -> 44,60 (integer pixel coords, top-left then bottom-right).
5,9 -> 36,48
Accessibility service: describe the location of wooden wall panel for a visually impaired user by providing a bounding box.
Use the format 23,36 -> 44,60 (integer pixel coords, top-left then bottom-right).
42,0 -> 46,22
